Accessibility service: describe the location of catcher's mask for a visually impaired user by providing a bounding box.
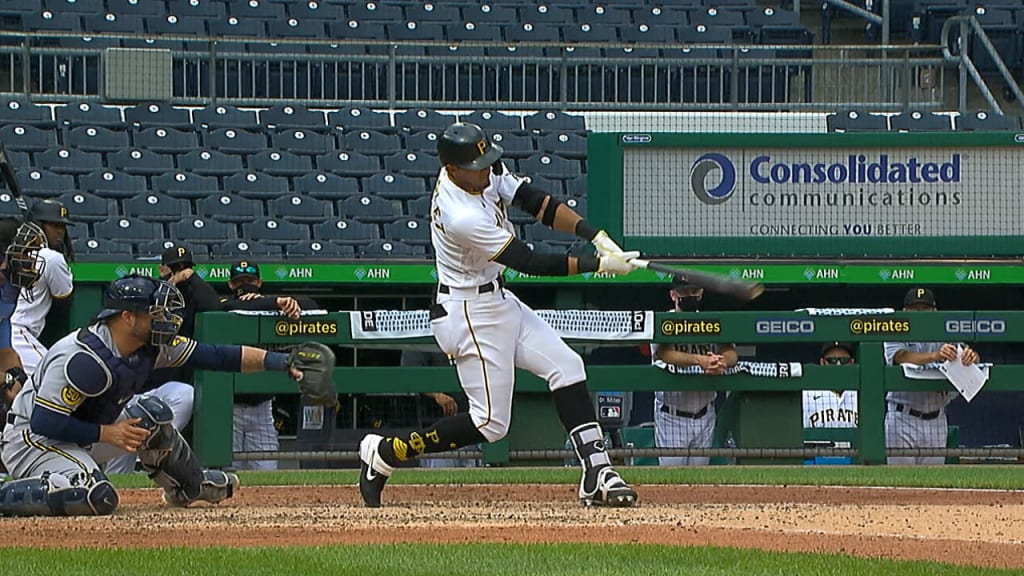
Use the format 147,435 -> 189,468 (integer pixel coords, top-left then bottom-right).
5,221 -> 46,290
96,275 -> 185,346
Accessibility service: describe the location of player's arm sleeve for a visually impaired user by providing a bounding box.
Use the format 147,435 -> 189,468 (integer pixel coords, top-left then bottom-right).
30,352 -> 107,444
511,182 -> 600,241
177,341 -> 244,372
47,253 -> 74,299
883,342 -> 904,365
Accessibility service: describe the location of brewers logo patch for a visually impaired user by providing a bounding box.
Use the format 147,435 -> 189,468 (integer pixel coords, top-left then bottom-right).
61,385 -> 83,406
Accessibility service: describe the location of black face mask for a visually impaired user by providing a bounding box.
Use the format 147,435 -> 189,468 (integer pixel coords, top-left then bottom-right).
677,296 -> 701,311
235,282 -> 261,296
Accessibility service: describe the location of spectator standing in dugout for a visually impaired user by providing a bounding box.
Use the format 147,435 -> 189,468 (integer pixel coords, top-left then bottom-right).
650,275 -> 737,466
11,200 -> 75,379
221,260 -> 320,470
803,341 -> 859,429
104,243 -> 222,474
884,287 -> 979,465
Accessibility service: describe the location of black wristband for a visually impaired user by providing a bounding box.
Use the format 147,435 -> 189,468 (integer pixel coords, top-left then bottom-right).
577,255 -> 600,273
574,220 -> 600,242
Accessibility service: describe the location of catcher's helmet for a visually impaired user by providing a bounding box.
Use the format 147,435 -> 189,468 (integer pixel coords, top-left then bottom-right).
0,219 -> 46,289
28,199 -> 74,226
95,274 -> 185,346
437,122 -> 503,171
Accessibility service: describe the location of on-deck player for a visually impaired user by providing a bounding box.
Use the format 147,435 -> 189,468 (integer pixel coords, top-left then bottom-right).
358,121 -> 640,508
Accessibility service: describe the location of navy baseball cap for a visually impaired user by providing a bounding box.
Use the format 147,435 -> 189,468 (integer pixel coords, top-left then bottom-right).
230,260 -> 261,281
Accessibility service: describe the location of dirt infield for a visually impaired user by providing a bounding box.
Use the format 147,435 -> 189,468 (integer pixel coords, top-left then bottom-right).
7,484 -> 1024,569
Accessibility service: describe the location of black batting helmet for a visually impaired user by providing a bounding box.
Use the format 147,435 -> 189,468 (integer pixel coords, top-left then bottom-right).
437,122 -> 504,171
28,199 -> 74,226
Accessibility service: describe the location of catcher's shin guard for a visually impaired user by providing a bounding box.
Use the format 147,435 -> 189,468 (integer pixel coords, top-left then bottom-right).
0,470 -> 118,516
358,434 -> 393,508
569,423 -> 638,508
163,470 -> 239,507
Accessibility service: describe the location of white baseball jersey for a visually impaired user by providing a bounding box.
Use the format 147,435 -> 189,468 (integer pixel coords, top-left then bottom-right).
650,342 -> 719,413
431,162 -> 525,288
883,341 -> 956,412
11,247 -> 73,338
802,390 -> 858,428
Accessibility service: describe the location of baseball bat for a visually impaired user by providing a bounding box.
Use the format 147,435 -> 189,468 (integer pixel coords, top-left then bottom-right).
631,258 -> 765,302
0,139 -> 25,216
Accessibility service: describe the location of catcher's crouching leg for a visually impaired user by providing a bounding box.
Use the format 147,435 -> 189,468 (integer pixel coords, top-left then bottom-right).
0,470 -> 118,516
126,396 -> 239,507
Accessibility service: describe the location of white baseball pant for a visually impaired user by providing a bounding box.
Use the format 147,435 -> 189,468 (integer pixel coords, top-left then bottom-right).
654,399 -> 715,466
233,399 -> 279,471
885,406 -> 948,465
12,326 -> 47,379
101,381 -> 195,474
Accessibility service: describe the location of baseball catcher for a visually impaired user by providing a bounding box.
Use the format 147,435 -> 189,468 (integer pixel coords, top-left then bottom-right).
0,274 -> 335,516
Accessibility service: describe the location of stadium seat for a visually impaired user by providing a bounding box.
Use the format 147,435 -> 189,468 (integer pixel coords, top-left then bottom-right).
522,222 -> 577,245
519,154 -> 582,180
384,218 -> 431,245
327,107 -> 392,133
954,110 -> 1020,131
460,110 -> 522,132
619,23 -> 676,44
326,18 -> 387,41
527,175 -> 565,196
523,111 -> 586,133
44,0 -> 102,14
969,7 -> 1019,75
269,195 -> 332,223
21,169 -> 75,198
463,3 -> 517,24
166,0 -> 225,19
229,0 -> 286,20
145,13 -> 207,36
22,10 -> 82,33
80,169 -> 147,199
677,24 -> 732,44
124,102 -> 193,129
825,109 -> 890,132
243,218 -> 311,244
405,130 -> 442,155
294,172 -> 361,200
56,190 -> 108,222
0,99 -> 54,128
54,103 -> 123,128
490,132 -> 534,158
395,109 -> 453,132
387,19 -> 445,41
133,127 -> 199,154
537,132 -> 587,159
347,1 -> 403,22
890,110 -> 952,132
208,16 -> 267,37
272,129 -> 334,156
0,125 -> 57,152
224,171 -> 291,199
194,105 -> 260,131
108,0 -> 165,18
406,196 -> 432,218
176,149 -> 244,176
36,147 -> 102,175
316,150 -> 380,176
382,152 -> 438,178
285,1 -> 343,21
313,219 -> 381,244
2,151 -> 29,171
563,174 -> 586,197
562,21 -> 619,43
204,128 -> 267,155
359,239 -> 421,259
0,192 -> 20,218
0,0 -> 42,15
211,240 -> 281,260
137,239 -> 188,260
197,194 -> 261,224
170,218 -> 237,244
287,240 -> 356,258
73,238 -> 135,260
267,17 -> 327,39
94,217 -> 163,242
248,150 -> 313,176
565,197 -> 586,217
107,148 -> 174,176
340,130 -> 402,157
65,126 -> 130,152
363,172 -> 426,199
152,171 -> 221,199
403,2 -> 460,22
339,195 -> 402,222
82,12 -> 144,34
259,104 -> 326,131
124,193 -> 191,223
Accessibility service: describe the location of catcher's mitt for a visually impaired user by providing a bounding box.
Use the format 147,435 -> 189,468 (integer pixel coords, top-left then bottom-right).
286,342 -> 337,406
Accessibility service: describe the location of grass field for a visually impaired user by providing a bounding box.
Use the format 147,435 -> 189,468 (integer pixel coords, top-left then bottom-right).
13,466 -> 1022,576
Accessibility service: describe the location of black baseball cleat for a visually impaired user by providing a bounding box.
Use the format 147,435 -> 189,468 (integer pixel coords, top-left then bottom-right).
579,467 -> 639,508
358,433 -> 393,508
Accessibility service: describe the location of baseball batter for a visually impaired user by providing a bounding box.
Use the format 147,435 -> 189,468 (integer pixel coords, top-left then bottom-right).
884,287 -> 975,465
0,275 -> 313,516
359,121 -> 639,508
802,342 -> 859,429
11,200 -> 75,378
651,277 -> 737,466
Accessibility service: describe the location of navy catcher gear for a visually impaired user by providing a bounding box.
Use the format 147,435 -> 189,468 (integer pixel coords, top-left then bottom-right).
95,275 -> 184,346
0,470 -> 118,516
437,122 -> 503,171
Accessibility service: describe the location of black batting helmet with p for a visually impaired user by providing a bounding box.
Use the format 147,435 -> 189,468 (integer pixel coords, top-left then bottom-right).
437,122 -> 504,171
28,199 -> 74,226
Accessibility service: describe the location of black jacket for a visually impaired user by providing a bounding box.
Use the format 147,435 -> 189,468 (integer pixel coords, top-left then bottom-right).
145,273 -> 224,388
221,292 -> 321,405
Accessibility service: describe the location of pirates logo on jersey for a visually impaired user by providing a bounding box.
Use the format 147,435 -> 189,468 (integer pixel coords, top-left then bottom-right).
60,385 -> 84,407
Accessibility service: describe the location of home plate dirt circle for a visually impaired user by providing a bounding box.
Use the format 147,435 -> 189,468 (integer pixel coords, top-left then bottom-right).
6,484 -> 1024,569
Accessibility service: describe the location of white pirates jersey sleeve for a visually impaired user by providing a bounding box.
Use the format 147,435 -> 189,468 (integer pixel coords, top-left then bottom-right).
448,209 -> 515,262
44,249 -> 74,298
490,162 -> 526,205
154,335 -> 199,369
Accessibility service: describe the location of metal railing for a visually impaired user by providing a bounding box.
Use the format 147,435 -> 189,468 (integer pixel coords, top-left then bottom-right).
0,31 -> 951,111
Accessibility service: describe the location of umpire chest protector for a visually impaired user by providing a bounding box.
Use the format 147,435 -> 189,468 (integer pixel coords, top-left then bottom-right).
69,329 -> 155,425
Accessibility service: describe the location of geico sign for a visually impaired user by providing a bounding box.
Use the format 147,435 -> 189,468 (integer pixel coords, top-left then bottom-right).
944,320 -> 1007,334
755,320 -> 816,334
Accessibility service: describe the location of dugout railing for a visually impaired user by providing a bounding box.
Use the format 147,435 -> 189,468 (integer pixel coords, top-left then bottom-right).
191,309 -> 1024,468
